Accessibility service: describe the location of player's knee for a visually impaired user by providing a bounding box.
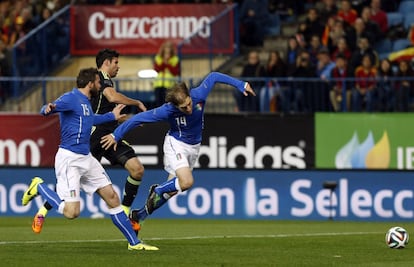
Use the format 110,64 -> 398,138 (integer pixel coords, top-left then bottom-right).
63,208 -> 80,219
105,191 -> 121,208
179,178 -> 194,191
130,165 -> 144,180
125,159 -> 144,180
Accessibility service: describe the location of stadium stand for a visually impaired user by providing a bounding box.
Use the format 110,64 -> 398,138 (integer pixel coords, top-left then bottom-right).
3,0 -> 414,113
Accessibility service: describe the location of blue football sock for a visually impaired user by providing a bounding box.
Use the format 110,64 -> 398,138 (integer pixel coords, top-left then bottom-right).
155,177 -> 180,195
37,183 -> 62,210
137,207 -> 149,221
110,207 -> 140,246
153,194 -> 168,210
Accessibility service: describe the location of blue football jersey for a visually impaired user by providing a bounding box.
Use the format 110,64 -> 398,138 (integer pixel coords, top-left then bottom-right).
40,88 -> 115,155
112,72 -> 246,145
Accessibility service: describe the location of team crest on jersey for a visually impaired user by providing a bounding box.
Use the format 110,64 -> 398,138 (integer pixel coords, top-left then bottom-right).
196,102 -> 203,111
176,153 -> 182,160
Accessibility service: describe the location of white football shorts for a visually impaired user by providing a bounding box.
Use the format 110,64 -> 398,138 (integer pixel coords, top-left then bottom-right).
163,134 -> 200,175
54,148 -> 112,202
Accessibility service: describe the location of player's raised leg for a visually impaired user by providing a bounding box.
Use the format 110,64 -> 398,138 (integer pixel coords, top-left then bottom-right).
22,177 -> 44,205
22,177 -> 63,210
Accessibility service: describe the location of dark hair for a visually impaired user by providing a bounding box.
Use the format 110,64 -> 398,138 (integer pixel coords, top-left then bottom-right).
95,48 -> 120,68
76,68 -> 98,88
166,82 -> 190,106
335,53 -> 346,60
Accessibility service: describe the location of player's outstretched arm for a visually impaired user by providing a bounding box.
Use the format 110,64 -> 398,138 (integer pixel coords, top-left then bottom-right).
198,72 -> 256,98
101,106 -> 169,150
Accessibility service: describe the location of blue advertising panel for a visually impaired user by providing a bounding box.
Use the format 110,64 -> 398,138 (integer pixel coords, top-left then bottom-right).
1,168 -> 413,221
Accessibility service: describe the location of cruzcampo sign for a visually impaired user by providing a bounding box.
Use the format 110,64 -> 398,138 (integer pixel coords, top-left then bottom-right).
315,113 -> 414,170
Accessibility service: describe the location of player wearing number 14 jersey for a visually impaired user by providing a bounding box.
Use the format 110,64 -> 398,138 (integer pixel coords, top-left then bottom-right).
100,72 -> 256,225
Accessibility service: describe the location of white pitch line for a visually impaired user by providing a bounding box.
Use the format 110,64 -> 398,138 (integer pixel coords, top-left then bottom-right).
0,231 -> 382,245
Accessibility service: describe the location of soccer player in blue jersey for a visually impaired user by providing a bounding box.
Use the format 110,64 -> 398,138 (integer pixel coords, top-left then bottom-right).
33,49 -> 145,234
101,71 -> 255,225
21,68 -> 158,251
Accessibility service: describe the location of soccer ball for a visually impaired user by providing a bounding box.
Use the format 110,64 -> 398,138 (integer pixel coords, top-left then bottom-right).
385,226 -> 409,249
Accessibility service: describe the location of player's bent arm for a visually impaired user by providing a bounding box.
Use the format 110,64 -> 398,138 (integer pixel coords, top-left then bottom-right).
93,112 -> 116,125
40,103 -> 56,115
41,93 -> 76,115
103,87 -> 147,111
40,96 -> 73,115
93,104 -> 126,125
112,106 -> 169,142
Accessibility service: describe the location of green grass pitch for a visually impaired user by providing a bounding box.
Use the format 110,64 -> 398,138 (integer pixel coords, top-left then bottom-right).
0,218 -> 413,266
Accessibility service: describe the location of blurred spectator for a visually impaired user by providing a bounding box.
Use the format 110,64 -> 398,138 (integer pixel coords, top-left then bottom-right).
298,7 -> 324,44
316,0 -> 338,25
265,50 -> 286,78
408,25 -> 414,46
315,48 -> 335,111
153,40 -> 180,107
0,2 -> 11,43
337,0 -> 358,27
394,60 -> 413,112
288,50 -> 317,113
8,16 -> 26,50
268,0 -> 303,22
380,0 -> 400,12
13,1 -> 25,20
0,39 -> 10,103
316,48 -> 336,80
260,50 -> 286,112
329,54 -> 352,111
20,6 -> 35,33
41,6 -> 69,66
31,1 -> 45,26
360,6 -> 384,43
327,18 -> 354,53
321,15 -> 335,48
239,0 -> 270,46
235,50 -> 265,112
286,35 -> 301,75
349,36 -> 378,74
350,18 -> 376,47
376,58 -> 395,111
296,33 -> 307,52
370,0 -> 388,35
352,54 -> 377,111
0,39 -> 8,72
348,0 -> 366,20
331,37 -> 352,60
308,34 -> 325,67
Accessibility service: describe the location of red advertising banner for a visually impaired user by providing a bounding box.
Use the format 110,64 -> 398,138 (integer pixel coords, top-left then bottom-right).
0,115 -> 60,167
70,4 -> 235,55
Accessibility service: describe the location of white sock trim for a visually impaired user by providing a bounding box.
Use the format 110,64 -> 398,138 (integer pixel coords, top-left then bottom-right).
108,206 -> 124,215
174,178 -> 182,193
57,202 -> 65,214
